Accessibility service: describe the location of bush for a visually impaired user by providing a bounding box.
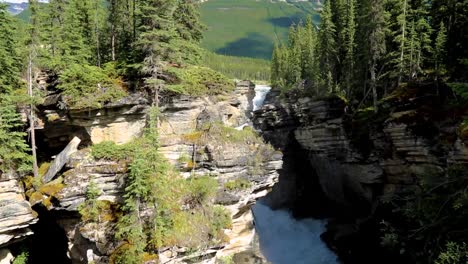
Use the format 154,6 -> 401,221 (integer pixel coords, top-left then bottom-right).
435,242 -> 468,264
187,176 -> 218,205
12,247 -> 28,264
224,178 -> 252,191
166,65 -> 235,96
57,64 -> 126,109
91,141 -> 135,161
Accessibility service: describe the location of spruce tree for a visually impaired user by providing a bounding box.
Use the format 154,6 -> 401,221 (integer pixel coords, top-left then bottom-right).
138,0 -> 178,109
318,0 -> 337,93
434,21 -> 447,76
343,0 -> 357,98
302,16 -> 320,92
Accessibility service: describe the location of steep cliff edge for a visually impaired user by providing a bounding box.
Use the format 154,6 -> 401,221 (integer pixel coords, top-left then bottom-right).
14,81 -> 280,264
253,83 -> 468,263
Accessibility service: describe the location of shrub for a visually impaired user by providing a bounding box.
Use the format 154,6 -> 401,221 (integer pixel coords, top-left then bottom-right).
224,178 -> 252,191
12,247 -> 28,264
187,176 -> 218,205
166,65 -> 235,96
435,242 -> 468,264
57,64 -> 126,109
91,141 -> 135,161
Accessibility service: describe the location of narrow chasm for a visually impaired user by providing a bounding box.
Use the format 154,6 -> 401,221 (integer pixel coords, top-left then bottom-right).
28,205 -> 72,264
251,85 -> 339,264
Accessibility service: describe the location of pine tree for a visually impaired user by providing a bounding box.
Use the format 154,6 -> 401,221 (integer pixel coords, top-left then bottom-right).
287,24 -> 302,86
138,0 -> 178,110
0,4 -> 21,93
302,16 -> 320,92
318,0 -> 337,92
0,4 -> 31,174
271,43 -> 281,86
363,0 -> 388,111
434,21 -> 447,76
343,0 -> 357,98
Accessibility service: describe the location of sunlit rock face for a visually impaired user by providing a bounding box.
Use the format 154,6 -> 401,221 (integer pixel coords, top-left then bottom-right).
32,81 -> 282,263
0,178 -> 37,246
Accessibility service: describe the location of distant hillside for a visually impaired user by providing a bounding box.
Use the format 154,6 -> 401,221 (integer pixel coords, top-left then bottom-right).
12,0 -> 321,60
200,0 -> 320,59
5,2 -> 28,15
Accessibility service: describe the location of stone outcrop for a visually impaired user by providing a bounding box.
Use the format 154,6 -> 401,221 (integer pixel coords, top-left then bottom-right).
253,85 -> 468,263
36,93 -> 149,154
0,177 -> 37,247
254,89 -> 468,214
37,82 -> 281,263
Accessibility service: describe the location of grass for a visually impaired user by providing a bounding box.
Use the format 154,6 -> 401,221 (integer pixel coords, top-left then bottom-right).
201,51 -> 270,81
200,0 -> 320,59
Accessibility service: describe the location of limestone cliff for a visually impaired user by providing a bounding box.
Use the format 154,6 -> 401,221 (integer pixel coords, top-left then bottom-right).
15,81 -> 279,264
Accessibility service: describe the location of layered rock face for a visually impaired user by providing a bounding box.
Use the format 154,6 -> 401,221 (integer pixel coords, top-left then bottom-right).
36,93 -> 149,155
32,81 -> 280,263
0,176 -> 37,247
254,89 -> 468,214
254,85 -> 468,261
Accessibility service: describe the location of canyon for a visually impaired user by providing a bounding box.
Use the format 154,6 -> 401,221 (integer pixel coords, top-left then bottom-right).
0,80 -> 466,264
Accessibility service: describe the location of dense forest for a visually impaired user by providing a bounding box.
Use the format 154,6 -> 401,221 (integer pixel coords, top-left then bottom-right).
271,0 -> 468,107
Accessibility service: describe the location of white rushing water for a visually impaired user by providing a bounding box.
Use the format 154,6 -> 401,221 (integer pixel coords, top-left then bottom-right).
252,203 -> 338,264
253,85 -> 272,111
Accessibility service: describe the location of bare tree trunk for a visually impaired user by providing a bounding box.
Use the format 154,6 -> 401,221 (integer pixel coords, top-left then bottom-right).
111,0 -> 116,61
28,56 -> 39,178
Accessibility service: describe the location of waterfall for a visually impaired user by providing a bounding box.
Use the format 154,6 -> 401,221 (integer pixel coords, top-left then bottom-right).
253,85 -> 272,111
252,203 -> 338,264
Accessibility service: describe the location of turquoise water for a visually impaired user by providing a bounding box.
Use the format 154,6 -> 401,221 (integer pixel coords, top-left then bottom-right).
252,203 -> 339,264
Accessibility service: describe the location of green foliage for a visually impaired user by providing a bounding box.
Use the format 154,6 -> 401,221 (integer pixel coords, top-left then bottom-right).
57,64 -> 126,109
91,141 -> 135,161
78,180 -> 102,222
113,109 -> 232,261
166,65 -> 235,96
187,176 -> 218,205
186,122 -> 262,146
224,178 -> 252,191
12,247 -> 28,264
0,95 -> 32,173
201,51 -> 270,81
382,165 -> 468,262
435,242 -> 468,264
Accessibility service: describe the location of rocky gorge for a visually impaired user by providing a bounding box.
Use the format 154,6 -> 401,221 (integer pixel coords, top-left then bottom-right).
0,80 -> 284,264
0,79 -> 466,264
254,83 -> 468,263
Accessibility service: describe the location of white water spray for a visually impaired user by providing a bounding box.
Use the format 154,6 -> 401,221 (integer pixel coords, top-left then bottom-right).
252,203 -> 338,264
253,85 -> 272,111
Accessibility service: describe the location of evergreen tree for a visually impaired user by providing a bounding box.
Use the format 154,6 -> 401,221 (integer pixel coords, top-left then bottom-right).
287,24 -> 302,86
302,16 -> 320,92
343,0 -> 357,98
318,0 -> 337,92
0,4 -> 21,93
363,0 -> 388,111
434,21 -> 447,76
0,4 -> 31,174
138,0 -> 178,109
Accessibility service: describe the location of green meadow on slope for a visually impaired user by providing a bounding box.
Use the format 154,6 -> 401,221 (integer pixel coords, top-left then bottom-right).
200,0 -> 320,59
